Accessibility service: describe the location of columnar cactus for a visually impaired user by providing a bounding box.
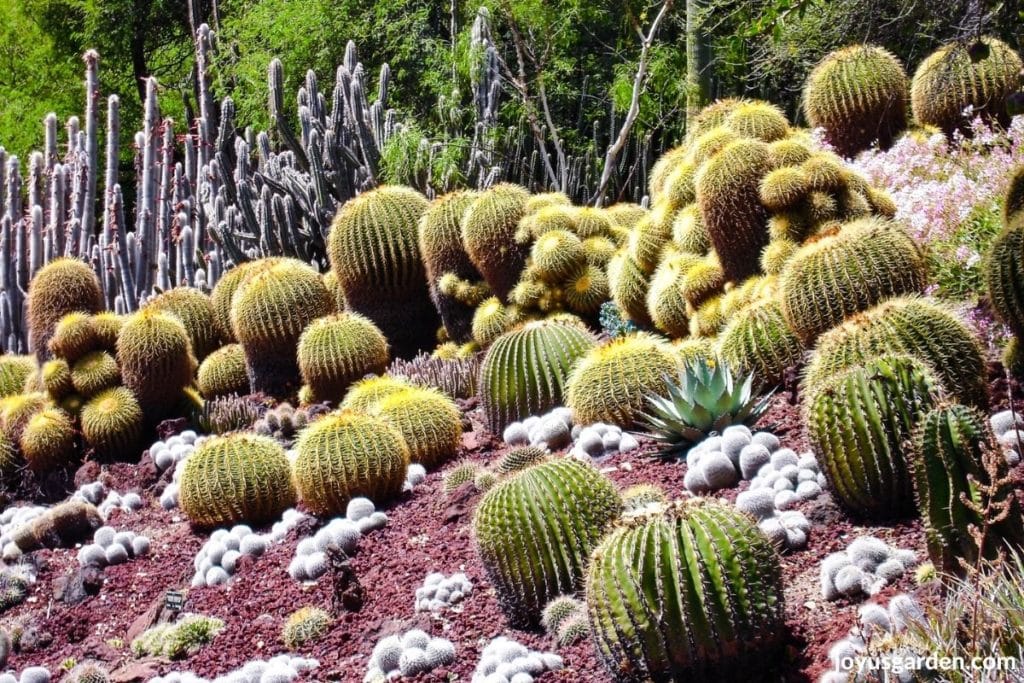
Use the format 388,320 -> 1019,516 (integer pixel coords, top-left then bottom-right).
910,404 -> 1024,575
117,310 -> 197,421
805,354 -> 941,518
197,344 -> 250,398
293,410 -> 409,515
586,499 -> 785,682
911,37 -> 1023,136
297,312 -> 390,403
473,458 -> 621,627
461,183 -> 531,302
803,45 -> 909,157
717,299 -> 804,386
328,185 -> 437,357
26,258 -> 103,362
779,218 -> 926,343
80,387 -> 144,461
479,320 -> 597,433
145,287 -> 224,361
179,433 -> 297,528
367,387 -> 462,469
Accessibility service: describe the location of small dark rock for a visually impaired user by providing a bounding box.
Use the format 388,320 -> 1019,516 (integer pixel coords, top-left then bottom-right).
18,626 -> 53,652
73,461 -> 102,489
155,417 -> 189,441
54,565 -> 105,605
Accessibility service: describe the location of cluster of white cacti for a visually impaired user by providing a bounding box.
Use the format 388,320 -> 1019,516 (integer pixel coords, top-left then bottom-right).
991,409 -> 1023,466
501,408 -> 575,451
0,666 -> 51,683
568,422 -> 639,460
289,497 -> 386,582
403,463 -> 427,492
0,506 -> 47,562
820,594 -> 925,683
471,636 -> 564,683
414,571 -> 473,612
77,524 -> 150,568
736,487 -> 813,551
73,481 -> 144,518
821,537 -> 919,601
364,629 -> 456,681
190,512 -> 303,588
155,432 -> 206,510
148,655 -> 319,683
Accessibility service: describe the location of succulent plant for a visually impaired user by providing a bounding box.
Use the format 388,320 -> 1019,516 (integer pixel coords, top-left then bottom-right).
418,191 -> 486,343
65,663 -> 110,683
471,296 -> 518,348
11,500 -> 103,552
724,100 -> 791,142
230,258 -> 335,397
0,570 -> 29,614
985,216 -> 1024,339
210,260 -> 266,343
911,37 -> 1023,136
387,351 -> 481,401
0,391 -> 50,440
0,355 -> 36,397
71,351 -> 120,398
473,458 -> 621,627
293,410 -> 410,516
145,287 -> 224,361
566,334 -> 679,428
562,265 -> 609,317
639,356 -> 771,458
910,403 -> 1024,575
803,45 -> 909,157
645,251 -> 703,338
443,460 -> 480,493
803,297 -> 988,407
367,387 -> 461,469
495,446 -> 548,476
178,433 -> 297,528
251,401 -> 317,444
131,614 -> 224,659
479,319 -> 597,433
696,138 -> 772,282
805,354 -> 941,518
717,299 -> 804,387
530,230 -> 587,283
779,218 -> 926,343
341,375 -> 415,412
196,344 -> 250,399
586,499 -> 785,681
282,606 -> 332,649
117,310 -> 197,421
648,145 -> 689,202
49,312 -> 99,363
26,258 -> 103,362
298,312 -> 390,403
628,207 -> 673,274
20,407 -> 76,472
461,183 -> 531,303
329,185 -> 438,358
192,394 -> 263,435
41,359 -> 74,399
607,251 -> 652,325
81,387 -> 144,461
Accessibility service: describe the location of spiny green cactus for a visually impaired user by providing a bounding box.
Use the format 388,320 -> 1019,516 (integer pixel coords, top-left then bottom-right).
81,387 -> 144,461
911,403 -> 1024,575
724,100 -> 791,142
0,355 -> 36,397
581,236 -> 618,268
566,333 -> 679,427
607,251 -> 652,325
26,257 -> 103,362
0,570 -> 29,614
759,167 -> 810,212
367,386 -> 461,470
282,606 -> 331,649
671,204 -> 711,255
645,250 -> 703,338
71,351 -> 120,398
563,264 -> 609,317
179,433 -> 297,528
767,138 -> 813,168
419,191 -> 486,344
759,238 -> 799,276
696,138 -> 772,282
586,499 -> 785,682
516,204 -> 577,244
462,183 -> 532,303
480,319 -> 597,432
803,45 -> 909,157
471,296 -> 514,348
628,206 -> 673,274
805,354 -> 941,518
329,186 -> 436,358
687,126 -> 741,168
911,37 -> 1023,136
680,256 -> 725,310
230,258 -> 335,398
211,260 -> 271,343
691,98 -> 750,137
607,202 -> 646,231
689,294 -> 725,338
473,458 -> 621,627
340,375 -> 415,412
718,299 -> 804,387
573,207 -> 616,239
293,410 -> 409,515
131,614 -> 225,659
145,287 -> 224,361
673,337 -> 718,368
196,343 -> 250,398
648,145 -> 689,204
41,359 -> 73,399
524,191 -> 573,215
297,312 -> 390,403
0,432 -> 18,477
802,153 -> 848,193
91,313 -> 124,352
985,216 -> 1024,337
11,500 -> 102,552
496,446 -> 547,476
661,161 -> 698,211
530,229 -> 587,283
0,392 -> 50,441
803,297 -> 988,407
619,483 -> 667,516
117,310 -> 196,421
65,663 -> 110,683
779,218 -> 926,343
443,460 -> 480,492
1004,166 -> 1024,224
20,407 -> 76,473
49,312 -> 98,363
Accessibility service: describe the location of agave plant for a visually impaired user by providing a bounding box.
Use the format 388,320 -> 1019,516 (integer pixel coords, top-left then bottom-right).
639,356 -> 772,457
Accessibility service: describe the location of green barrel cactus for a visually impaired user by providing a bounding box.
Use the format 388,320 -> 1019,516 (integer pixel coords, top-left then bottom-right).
329,185 -> 437,358
0,355 -> 36,397
41,359 -> 73,399
418,190 -> 486,343
563,264 -> 609,317
911,37 -> 1023,137
49,312 -> 99,363
26,258 -> 103,362
282,606 -> 331,649
117,310 -> 197,421
293,410 -> 409,515
71,351 -> 120,398
0,392 -> 50,441
530,229 -> 587,283
473,458 -> 621,627
179,433 -> 297,528
566,333 -> 679,427
210,260 -> 271,343
586,499 -> 785,682
479,319 -> 597,432
145,286 -> 224,361
1004,166 -> 1024,225
297,312 -> 390,403
648,145 -> 689,205
340,375 -> 415,412
367,386 -> 461,469
717,299 -> 804,386
461,183 -> 532,302
779,218 -> 926,343
196,344 -> 250,399
805,354 -> 941,518
645,250 -> 703,338
230,258 -> 335,398
758,166 -> 810,213
804,297 -> 988,407
607,251 -> 652,325
671,204 -> 711,255
20,407 -> 76,473
985,216 -> 1024,339
628,207 -> 673,274
695,138 -> 772,282
91,312 -> 124,352
81,387 -> 144,461
911,403 -> 1024,575
803,45 -> 909,157
723,100 -> 791,142
471,296 -> 514,348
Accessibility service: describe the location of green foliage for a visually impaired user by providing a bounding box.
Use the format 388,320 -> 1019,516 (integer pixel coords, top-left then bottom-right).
80,387 -> 144,461
130,614 -> 224,660
297,313 -> 390,403
472,458 -> 621,628
586,499 -> 785,681
931,202 -> 1003,300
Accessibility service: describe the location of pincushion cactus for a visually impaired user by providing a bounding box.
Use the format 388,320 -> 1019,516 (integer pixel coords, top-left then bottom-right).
196,344 -> 250,399
117,310 -> 197,421
145,287 -> 224,361
367,387 -> 461,469
80,387 -> 144,461
473,458 -> 620,627
297,313 -> 390,403
26,258 -> 103,362
586,499 -> 785,681
282,607 -> 331,649
461,183 -> 532,302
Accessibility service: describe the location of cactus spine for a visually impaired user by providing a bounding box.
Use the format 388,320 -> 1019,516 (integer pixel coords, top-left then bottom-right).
117,310 -> 196,421
297,312 -> 390,403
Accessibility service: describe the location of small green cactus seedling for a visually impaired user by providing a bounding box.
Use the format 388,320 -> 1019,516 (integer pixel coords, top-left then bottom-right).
443,460 -> 480,493
130,614 -> 224,659
282,606 -> 332,649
